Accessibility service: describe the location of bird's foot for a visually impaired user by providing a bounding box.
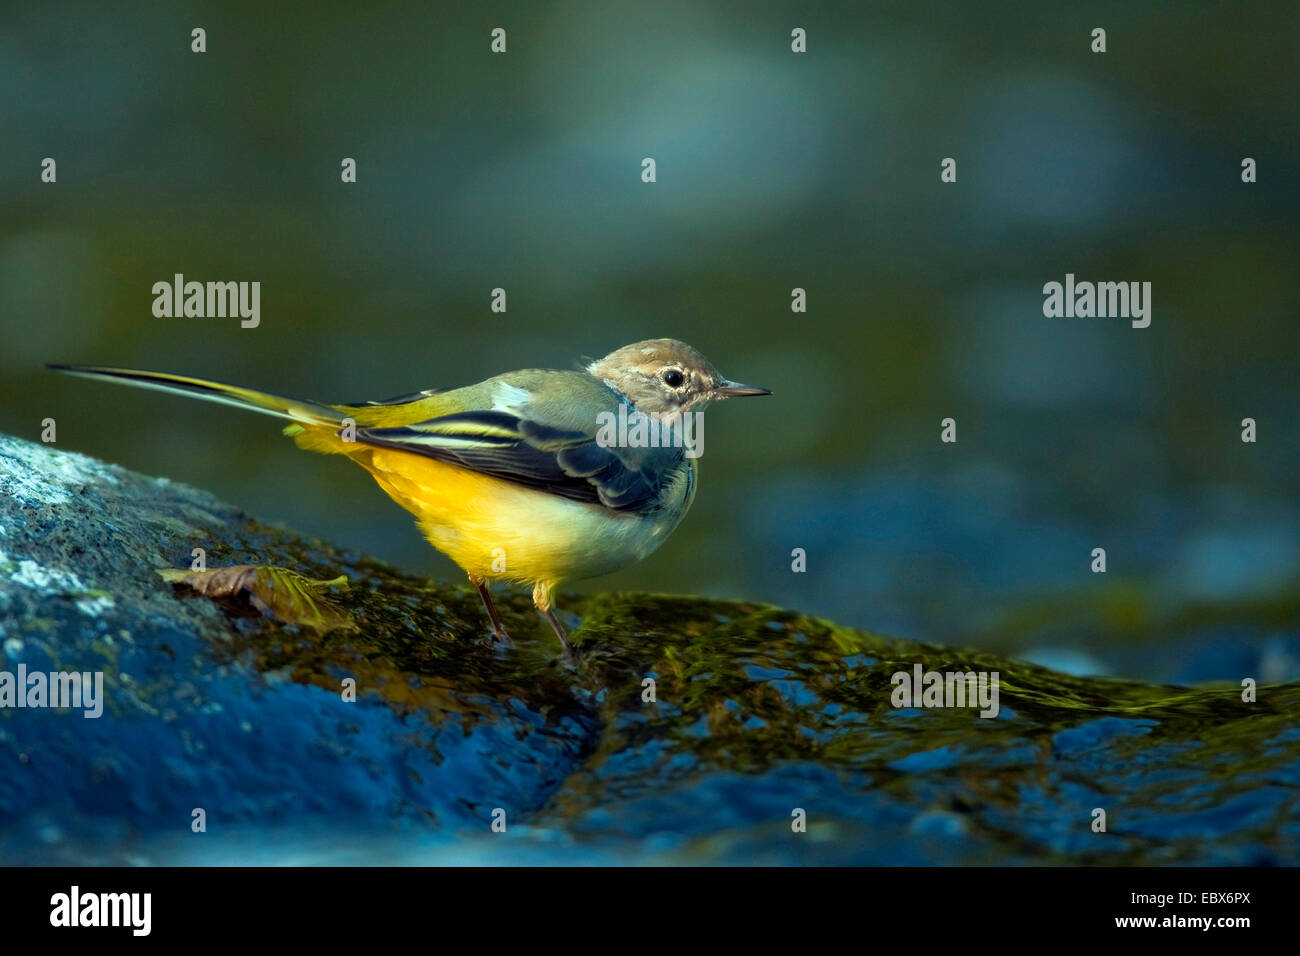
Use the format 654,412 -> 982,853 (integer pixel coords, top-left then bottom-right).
538,604 -> 580,668
470,576 -> 512,648
476,625 -> 513,649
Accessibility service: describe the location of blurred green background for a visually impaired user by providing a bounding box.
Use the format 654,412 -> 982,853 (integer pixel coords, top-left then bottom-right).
3,1 -> 1297,680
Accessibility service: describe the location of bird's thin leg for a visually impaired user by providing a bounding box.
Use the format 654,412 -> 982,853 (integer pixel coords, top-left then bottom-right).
470,574 -> 510,642
532,581 -> 577,661
540,606 -> 576,655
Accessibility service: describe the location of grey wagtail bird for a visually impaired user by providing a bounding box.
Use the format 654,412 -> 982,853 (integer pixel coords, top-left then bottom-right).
49,339 -> 770,655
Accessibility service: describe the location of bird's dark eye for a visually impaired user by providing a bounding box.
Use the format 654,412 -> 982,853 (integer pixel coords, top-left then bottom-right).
663,369 -> 685,388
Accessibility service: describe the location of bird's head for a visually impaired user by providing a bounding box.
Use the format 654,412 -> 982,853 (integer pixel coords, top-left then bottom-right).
586,338 -> 771,417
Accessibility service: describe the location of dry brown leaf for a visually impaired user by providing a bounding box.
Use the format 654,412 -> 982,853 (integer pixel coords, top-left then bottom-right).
158,565 -> 355,632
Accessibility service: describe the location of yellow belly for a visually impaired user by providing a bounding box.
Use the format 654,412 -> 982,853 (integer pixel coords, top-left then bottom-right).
337,443 -> 693,586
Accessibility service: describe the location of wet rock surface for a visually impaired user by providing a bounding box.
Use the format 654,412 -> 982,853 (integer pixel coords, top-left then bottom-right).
1,434 -> 1297,864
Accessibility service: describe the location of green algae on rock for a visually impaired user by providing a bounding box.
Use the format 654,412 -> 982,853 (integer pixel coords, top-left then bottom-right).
1,432 -> 1297,865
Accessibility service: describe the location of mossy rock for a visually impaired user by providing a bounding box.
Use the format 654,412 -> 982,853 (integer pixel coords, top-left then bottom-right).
1,434 -> 1296,864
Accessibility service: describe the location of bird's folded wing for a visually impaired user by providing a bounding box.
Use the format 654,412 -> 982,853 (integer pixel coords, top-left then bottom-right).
353,409 -> 683,512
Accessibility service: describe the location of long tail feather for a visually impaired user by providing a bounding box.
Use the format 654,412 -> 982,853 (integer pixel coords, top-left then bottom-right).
47,364 -> 343,427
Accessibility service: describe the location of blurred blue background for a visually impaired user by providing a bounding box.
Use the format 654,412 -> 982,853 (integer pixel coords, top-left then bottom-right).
2,1 -> 1297,682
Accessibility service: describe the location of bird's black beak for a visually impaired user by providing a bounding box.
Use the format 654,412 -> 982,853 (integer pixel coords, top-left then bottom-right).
714,380 -> 772,398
